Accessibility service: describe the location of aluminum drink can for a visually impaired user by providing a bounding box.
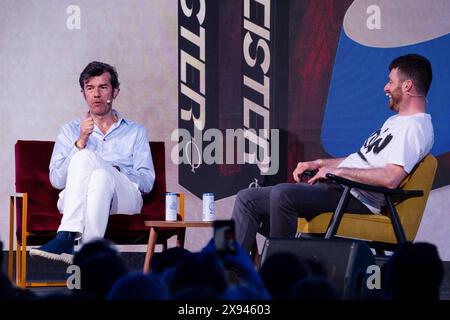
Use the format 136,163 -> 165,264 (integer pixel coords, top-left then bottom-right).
202,193 -> 215,221
165,192 -> 178,221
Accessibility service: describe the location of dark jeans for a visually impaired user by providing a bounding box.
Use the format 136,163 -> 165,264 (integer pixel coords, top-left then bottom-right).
231,182 -> 372,252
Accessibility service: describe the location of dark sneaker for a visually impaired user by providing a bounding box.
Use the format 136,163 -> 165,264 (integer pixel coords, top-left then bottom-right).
30,231 -> 76,264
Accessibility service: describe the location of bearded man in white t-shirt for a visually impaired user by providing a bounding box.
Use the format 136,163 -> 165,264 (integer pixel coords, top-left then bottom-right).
232,53 -> 434,252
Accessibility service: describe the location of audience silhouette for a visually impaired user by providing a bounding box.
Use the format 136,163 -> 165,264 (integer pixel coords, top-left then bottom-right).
107,271 -> 169,300
259,251 -> 310,300
71,239 -> 128,299
289,276 -> 340,300
383,241 -> 444,300
0,237 -> 447,301
169,250 -> 228,300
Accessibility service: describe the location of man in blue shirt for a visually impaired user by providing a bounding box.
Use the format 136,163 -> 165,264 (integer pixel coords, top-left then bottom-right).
30,61 -> 155,264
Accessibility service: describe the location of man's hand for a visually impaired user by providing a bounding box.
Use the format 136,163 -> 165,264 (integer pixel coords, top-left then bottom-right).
76,111 -> 94,149
307,166 -> 338,185
293,160 -> 323,183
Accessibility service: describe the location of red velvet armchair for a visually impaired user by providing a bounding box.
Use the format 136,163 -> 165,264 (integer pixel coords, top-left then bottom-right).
8,140 -> 180,288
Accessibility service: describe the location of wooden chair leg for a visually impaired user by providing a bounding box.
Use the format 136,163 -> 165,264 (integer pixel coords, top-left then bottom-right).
20,194 -> 28,288
20,241 -> 27,288
8,196 -> 15,282
16,241 -> 21,286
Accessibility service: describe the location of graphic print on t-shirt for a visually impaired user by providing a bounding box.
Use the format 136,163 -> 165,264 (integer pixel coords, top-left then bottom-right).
358,128 -> 393,162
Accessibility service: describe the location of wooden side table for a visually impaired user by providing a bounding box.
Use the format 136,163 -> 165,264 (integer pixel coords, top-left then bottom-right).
143,221 -> 214,273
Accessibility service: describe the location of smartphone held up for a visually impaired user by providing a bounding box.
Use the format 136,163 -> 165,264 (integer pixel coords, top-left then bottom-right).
213,220 -> 236,255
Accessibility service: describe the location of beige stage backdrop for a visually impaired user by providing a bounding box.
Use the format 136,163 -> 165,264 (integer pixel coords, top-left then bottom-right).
1,0 -> 449,260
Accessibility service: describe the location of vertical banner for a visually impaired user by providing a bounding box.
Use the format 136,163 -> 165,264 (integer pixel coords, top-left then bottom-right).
177,0 -> 288,200
177,0 -> 220,198
241,0 -> 289,190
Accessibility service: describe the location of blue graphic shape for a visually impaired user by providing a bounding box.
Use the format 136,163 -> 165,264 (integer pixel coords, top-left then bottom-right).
321,28 -> 450,157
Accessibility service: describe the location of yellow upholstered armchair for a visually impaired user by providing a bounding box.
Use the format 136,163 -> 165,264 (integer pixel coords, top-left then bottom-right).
297,154 -> 437,253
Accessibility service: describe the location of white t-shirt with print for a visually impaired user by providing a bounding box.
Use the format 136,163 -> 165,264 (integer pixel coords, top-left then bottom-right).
338,113 -> 434,213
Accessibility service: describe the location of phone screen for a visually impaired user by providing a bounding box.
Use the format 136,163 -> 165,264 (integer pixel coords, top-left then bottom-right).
213,220 -> 236,254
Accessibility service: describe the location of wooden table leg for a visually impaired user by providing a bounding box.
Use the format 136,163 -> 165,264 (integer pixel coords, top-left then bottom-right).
176,228 -> 186,248
143,227 -> 158,273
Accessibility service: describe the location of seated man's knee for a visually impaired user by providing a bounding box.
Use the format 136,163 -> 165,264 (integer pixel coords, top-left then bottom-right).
269,183 -> 291,202
236,188 -> 255,204
89,168 -> 113,187
69,149 -> 96,170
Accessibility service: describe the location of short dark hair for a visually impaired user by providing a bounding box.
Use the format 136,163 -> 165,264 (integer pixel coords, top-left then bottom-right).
79,61 -> 120,90
389,54 -> 432,96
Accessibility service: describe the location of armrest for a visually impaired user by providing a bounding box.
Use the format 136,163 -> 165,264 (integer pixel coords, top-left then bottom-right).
325,173 -> 423,198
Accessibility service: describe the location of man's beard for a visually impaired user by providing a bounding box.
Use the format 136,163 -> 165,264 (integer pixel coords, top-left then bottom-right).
389,87 -> 403,111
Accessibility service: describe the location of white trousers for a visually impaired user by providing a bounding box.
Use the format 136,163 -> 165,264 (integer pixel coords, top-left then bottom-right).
57,149 -> 143,243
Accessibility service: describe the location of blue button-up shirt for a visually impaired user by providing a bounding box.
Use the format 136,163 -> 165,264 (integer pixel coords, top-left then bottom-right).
49,110 -> 155,194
